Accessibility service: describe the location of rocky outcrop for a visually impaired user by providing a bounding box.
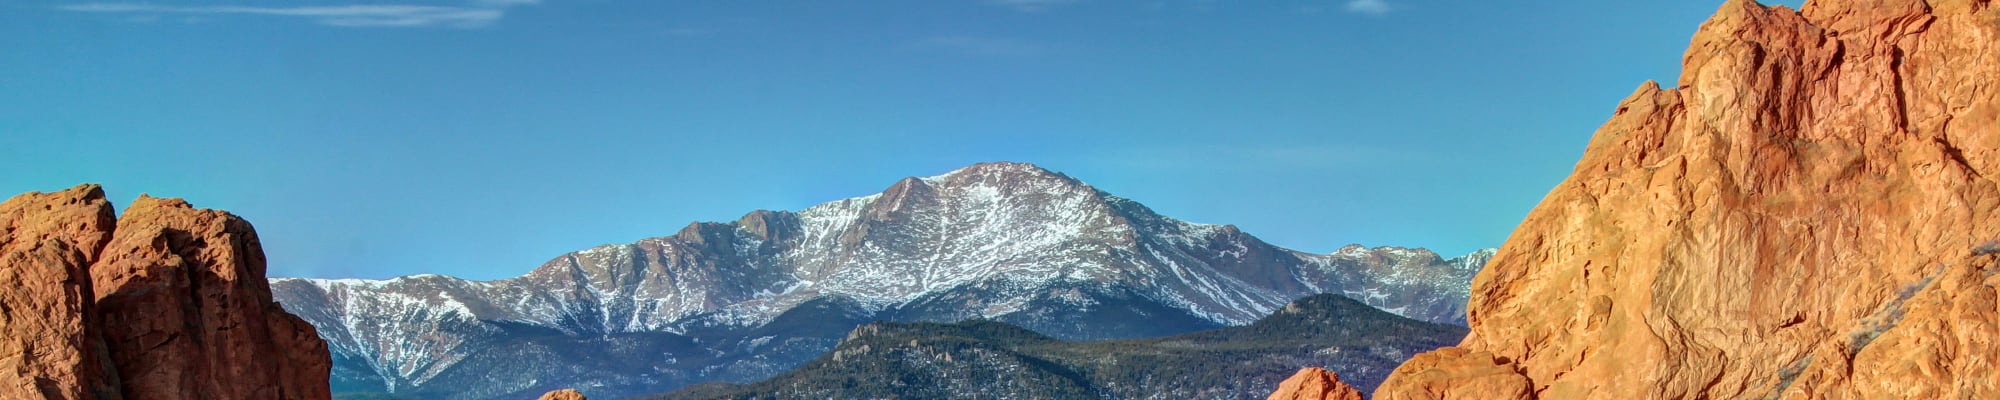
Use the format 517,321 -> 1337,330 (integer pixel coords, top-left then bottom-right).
0,185 -> 332,400
0,186 -> 121,400
537,389 -> 587,400
1266,368 -> 1363,400
1372,348 -> 1529,400
92,195 -> 332,399
1376,0 -> 2000,399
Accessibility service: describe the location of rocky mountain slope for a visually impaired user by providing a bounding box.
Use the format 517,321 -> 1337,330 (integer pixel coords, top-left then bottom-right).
646,294 -> 1462,400
1372,0 -> 2000,399
0,184 -> 332,399
270,162 -> 1493,399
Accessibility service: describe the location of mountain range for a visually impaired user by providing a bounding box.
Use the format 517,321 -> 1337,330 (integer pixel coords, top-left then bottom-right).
270,162 -> 1491,399
647,294 -> 1465,400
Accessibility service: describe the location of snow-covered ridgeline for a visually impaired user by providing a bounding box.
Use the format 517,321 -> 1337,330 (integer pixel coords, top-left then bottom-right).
270,162 -> 1497,394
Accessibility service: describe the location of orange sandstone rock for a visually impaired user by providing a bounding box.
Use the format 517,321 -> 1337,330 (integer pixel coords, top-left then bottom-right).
0,186 -> 333,400
1376,0 -> 2000,399
92,195 -> 332,400
0,185 -> 121,400
1371,348 -> 1531,400
538,388 -> 588,400
1267,368 -> 1363,400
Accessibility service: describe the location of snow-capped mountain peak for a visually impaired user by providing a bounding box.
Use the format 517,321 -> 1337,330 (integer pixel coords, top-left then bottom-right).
270,162 -> 1494,399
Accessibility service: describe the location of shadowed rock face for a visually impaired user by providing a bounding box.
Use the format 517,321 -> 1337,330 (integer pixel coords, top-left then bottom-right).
1265,368 -> 1363,400
1377,0 -> 2000,399
0,185 -> 332,400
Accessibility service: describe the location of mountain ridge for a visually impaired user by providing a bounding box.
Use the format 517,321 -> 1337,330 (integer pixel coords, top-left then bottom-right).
271,162 -> 1492,399
643,293 -> 1466,400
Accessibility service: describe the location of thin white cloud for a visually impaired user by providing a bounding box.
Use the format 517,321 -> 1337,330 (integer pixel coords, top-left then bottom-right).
55,2 -> 532,28
1345,0 -> 1391,16
987,0 -> 1079,12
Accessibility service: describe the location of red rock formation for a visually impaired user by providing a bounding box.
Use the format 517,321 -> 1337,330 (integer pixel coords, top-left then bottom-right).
92,195 -> 331,400
0,185 -> 121,400
1266,368 -> 1363,400
0,186 -> 332,400
538,388 -> 588,400
1373,348 -> 1529,400
1376,0 -> 2000,399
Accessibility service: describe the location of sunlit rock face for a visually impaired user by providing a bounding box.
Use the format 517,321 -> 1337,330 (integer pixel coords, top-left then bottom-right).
537,389 -> 586,400
1266,368 -> 1364,400
0,185 -> 121,400
0,185 -> 332,400
1377,1 -> 2000,399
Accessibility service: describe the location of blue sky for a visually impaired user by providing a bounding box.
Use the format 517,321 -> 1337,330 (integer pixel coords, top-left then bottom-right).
2,0 -> 1803,280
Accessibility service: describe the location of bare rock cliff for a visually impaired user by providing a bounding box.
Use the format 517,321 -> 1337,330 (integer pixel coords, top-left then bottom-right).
0,186 -> 121,400
0,185 -> 332,400
1376,0 -> 2000,399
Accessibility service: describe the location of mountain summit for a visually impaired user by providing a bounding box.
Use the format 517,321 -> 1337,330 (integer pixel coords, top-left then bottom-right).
272,162 -> 1490,399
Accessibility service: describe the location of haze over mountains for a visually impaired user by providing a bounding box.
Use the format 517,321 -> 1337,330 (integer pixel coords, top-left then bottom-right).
268,162 -> 1492,399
